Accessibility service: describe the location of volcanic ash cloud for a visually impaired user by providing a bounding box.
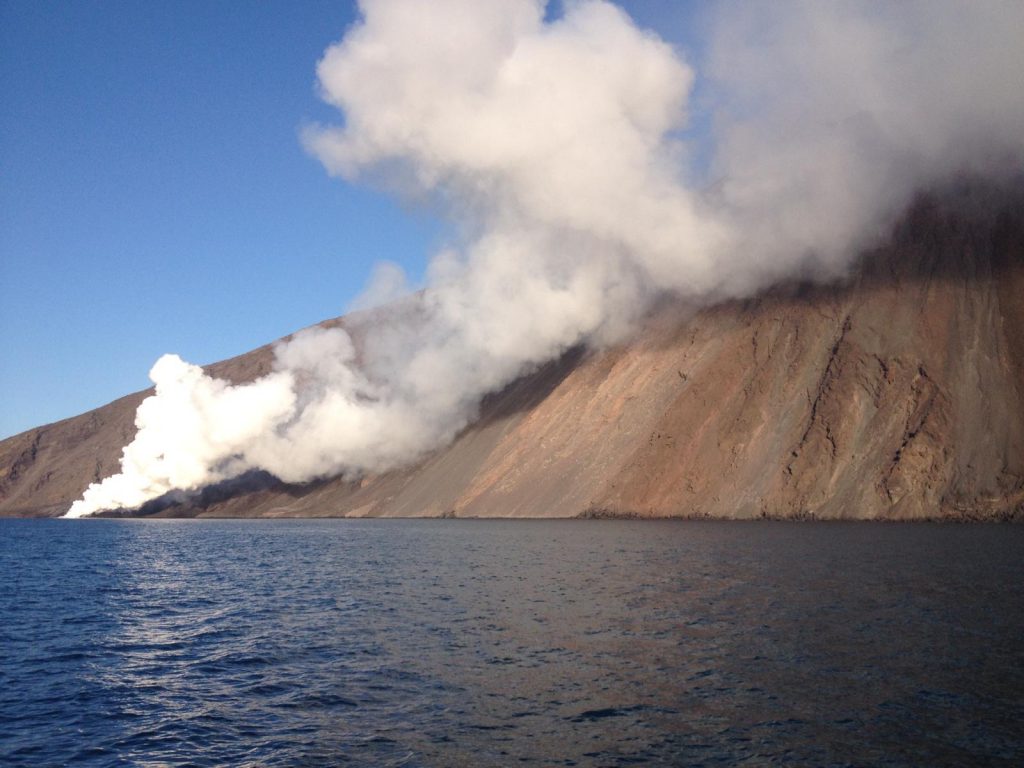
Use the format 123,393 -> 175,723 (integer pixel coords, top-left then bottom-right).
65,0 -> 1024,517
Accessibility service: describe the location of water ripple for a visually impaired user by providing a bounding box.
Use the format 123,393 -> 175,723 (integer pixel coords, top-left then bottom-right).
1,519 -> 1022,766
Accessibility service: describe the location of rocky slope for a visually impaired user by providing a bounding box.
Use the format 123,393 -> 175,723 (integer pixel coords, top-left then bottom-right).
2,183 -> 1022,520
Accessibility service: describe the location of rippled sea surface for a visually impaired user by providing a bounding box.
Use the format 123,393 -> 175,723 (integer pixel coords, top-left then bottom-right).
1,519 -> 1023,767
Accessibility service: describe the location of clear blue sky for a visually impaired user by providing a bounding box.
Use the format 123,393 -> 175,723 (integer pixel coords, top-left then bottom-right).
0,1 -> 707,439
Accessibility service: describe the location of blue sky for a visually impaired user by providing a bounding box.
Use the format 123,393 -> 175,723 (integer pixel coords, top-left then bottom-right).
0,1 -> 707,439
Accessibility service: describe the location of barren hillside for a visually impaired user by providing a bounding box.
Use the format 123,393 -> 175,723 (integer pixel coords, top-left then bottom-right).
2,185 -> 1022,520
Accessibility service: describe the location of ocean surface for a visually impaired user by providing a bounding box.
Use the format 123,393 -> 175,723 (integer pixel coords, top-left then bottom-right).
1,519 -> 1022,767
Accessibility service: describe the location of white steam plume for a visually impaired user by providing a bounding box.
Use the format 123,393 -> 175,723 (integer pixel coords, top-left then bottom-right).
66,0 -> 1024,517
705,0 -> 1024,289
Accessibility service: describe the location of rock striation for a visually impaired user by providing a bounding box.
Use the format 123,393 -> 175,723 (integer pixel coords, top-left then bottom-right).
2,184 -> 1022,520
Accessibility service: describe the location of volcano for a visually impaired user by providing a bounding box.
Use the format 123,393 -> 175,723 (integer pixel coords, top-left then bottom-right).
2,183 -> 1022,520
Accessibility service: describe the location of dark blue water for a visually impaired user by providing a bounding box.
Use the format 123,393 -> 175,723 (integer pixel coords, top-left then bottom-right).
1,519 -> 1022,767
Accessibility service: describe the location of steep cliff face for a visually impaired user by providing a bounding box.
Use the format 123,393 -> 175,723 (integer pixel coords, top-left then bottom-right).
2,185 -> 1022,519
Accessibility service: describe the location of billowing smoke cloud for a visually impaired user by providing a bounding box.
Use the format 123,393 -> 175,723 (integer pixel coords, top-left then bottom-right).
66,0 -> 1024,517
704,0 -> 1024,289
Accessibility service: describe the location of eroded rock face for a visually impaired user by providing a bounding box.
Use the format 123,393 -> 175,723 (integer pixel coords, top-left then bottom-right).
2,185 -> 1022,519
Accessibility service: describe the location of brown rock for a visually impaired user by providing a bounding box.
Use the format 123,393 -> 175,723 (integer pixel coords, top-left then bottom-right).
2,183 -> 1022,520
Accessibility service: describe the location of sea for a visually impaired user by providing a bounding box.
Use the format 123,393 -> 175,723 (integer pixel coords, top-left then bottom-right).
1,518 -> 1022,767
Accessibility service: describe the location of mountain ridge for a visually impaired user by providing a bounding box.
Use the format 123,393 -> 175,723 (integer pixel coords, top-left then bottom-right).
3,183 -> 1022,520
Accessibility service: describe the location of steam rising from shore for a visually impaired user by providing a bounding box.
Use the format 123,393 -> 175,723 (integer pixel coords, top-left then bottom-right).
66,0 -> 1024,517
